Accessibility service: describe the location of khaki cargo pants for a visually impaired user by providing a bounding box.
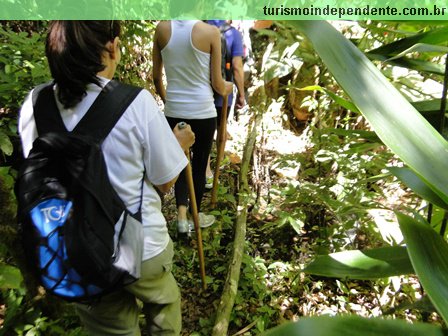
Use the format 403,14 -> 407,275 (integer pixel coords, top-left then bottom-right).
76,239 -> 181,335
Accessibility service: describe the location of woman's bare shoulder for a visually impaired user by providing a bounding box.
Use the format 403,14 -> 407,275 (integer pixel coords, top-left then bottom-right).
196,21 -> 220,36
156,20 -> 171,31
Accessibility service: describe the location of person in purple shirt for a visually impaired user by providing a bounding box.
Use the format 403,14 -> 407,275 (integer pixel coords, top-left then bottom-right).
205,19 -> 246,187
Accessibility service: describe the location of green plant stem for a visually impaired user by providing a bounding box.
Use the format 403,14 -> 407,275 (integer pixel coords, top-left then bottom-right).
438,54 -> 448,133
427,203 -> 433,223
440,213 -> 447,236
438,55 -> 448,237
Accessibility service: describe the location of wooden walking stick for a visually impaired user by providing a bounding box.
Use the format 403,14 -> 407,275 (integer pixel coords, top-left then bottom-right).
178,122 -> 207,290
210,95 -> 229,209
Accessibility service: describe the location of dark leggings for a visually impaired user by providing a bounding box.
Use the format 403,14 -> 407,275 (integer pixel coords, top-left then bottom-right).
166,116 -> 217,213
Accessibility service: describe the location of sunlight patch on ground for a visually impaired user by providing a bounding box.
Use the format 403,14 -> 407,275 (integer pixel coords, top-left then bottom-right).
368,209 -> 404,245
225,96 -> 310,162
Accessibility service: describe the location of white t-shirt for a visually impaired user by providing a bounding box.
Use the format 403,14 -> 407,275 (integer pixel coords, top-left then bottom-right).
18,77 -> 188,261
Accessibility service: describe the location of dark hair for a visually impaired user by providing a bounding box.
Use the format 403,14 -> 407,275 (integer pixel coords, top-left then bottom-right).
45,21 -> 121,108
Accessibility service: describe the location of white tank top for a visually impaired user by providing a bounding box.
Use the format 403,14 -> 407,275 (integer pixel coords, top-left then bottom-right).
161,20 -> 216,119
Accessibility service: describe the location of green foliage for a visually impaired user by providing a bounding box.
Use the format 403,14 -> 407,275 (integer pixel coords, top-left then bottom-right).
0,263 -> 23,290
299,85 -> 360,114
388,167 -> 448,210
397,213 -> 448,323
0,116 -> 16,157
0,23 -> 50,209
260,38 -> 303,84
233,254 -> 273,332
366,25 -> 448,59
0,24 -> 50,114
267,127 -> 391,252
116,21 -> 156,92
293,21 -> 448,205
303,246 -> 414,280
262,315 -> 446,336
4,19 -> 448,336
0,288 -> 86,336
265,19 -> 448,335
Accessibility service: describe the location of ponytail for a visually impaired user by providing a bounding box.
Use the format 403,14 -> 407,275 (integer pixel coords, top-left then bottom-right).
45,21 -> 121,108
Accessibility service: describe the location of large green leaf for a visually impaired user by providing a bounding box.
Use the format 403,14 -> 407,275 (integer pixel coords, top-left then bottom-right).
388,167 -> 448,210
411,99 -> 447,129
367,26 -> 448,57
262,315 -> 446,336
386,43 -> 448,61
367,55 -> 445,76
366,26 -> 448,75
397,213 -> 448,323
0,263 -> 23,289
290,21 -> 448,205
0,130 -> 13,156
412,99 -> 446,114
303,246 -> 413,280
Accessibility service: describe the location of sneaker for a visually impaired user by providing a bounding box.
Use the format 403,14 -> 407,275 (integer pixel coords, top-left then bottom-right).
188,212 -> 216,231
177,218 -> 189,233
205,174 -> 214,189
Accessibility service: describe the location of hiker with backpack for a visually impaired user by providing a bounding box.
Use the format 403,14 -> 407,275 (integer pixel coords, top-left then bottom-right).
17,21 -> 194,335
204,19 -> 245,189
153,15 -> 233,235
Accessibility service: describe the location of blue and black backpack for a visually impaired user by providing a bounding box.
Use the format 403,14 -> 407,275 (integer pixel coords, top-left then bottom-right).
15,80 -> 143,302
220,22 -> 233,82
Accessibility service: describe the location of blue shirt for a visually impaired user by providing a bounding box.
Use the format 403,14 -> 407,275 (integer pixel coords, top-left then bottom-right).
207,20 -> 244,108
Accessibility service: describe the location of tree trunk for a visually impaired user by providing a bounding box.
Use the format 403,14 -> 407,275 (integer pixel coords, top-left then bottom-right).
212,100 -> 263,336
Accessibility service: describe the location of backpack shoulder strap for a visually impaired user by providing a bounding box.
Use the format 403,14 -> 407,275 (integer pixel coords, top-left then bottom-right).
33,80 -> 142,141
220,22 -> 232,34
220,23 -> 233,66
73,80 -> 142,143
33,82 -> 68,135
